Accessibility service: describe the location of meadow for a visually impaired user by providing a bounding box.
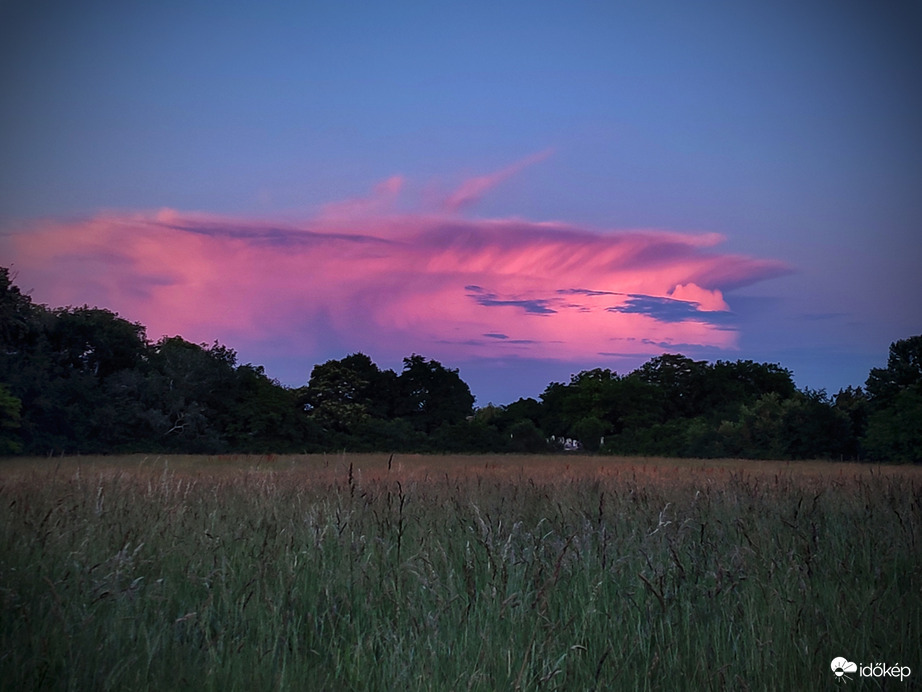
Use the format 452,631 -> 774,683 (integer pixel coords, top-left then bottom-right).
1,453 -> 920,690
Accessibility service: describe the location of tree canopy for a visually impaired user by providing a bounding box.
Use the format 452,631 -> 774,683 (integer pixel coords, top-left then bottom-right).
863,335 -> 922,462
0,268 -> 918,461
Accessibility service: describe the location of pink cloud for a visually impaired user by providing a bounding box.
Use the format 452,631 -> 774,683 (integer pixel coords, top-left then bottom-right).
0,169 -> 790,371
318,175 -> 405,221
669,283 -> 729,312
442,149 -> 554,212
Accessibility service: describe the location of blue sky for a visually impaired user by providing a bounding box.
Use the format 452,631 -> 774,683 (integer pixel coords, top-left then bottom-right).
2,0 -> 920,404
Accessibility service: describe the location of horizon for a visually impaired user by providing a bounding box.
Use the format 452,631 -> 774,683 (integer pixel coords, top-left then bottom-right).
2,1 -> 920,405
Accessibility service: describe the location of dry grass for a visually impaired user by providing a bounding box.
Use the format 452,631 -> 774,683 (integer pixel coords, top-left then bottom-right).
4,451 -> 916,483
1,453 -> 919,690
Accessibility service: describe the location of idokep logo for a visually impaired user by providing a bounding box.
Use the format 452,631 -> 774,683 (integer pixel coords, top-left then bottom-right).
831,657 -> 912,683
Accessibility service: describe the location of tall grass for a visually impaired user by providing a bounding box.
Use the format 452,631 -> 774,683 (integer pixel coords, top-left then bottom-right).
1,454 -> 920,690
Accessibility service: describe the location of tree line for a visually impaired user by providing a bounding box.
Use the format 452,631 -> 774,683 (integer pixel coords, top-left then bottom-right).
1,267 -> 919,461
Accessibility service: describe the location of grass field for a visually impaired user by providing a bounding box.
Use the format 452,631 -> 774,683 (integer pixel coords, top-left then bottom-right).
1,453 -> 920,690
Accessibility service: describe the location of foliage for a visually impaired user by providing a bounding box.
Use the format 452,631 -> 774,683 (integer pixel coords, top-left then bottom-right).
0,268 -> 919,460
304,353 -> 399,432
396,354 -> 475,433
864,390 -> 922,463
0,384 -> 22,454
863,336 -> 922,462
302,353 -> 475,449
833,386 -> 869,458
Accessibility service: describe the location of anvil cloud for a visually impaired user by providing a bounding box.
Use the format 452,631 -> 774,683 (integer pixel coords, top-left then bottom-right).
1,166 -> 789,378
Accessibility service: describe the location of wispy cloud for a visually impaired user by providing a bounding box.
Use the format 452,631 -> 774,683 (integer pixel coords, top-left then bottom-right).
0,161 -> 790,370
442,149 -> 553,212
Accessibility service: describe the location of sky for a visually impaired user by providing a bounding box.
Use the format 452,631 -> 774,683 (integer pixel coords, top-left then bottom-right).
1,0 -> 920,405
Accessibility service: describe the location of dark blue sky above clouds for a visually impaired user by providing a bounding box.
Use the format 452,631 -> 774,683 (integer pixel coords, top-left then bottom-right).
1,0 -> 920,404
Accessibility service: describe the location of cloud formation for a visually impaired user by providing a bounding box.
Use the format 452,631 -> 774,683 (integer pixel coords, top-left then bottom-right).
442,150 -> 553,212
1,162 -> 790,373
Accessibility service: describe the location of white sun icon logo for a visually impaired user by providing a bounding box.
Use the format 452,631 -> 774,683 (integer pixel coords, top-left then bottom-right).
831,657 -> 858,682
